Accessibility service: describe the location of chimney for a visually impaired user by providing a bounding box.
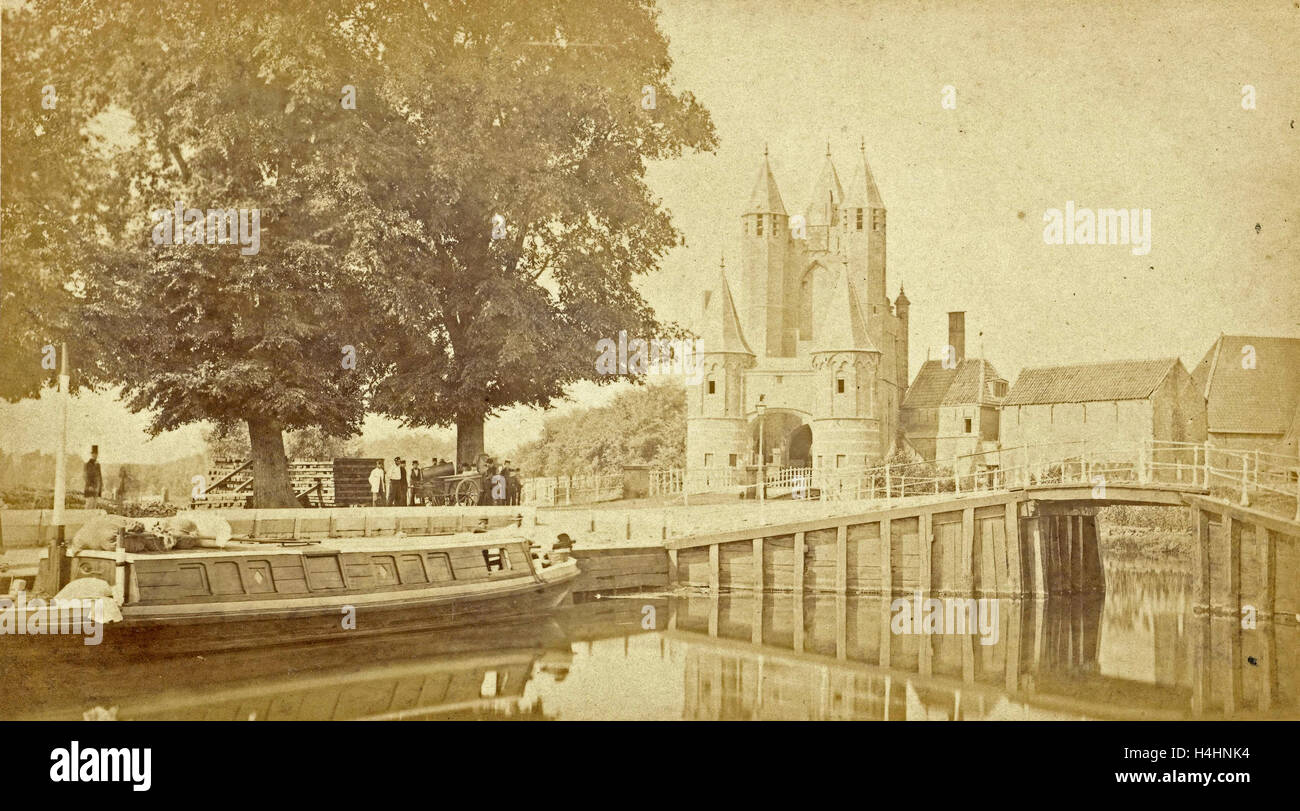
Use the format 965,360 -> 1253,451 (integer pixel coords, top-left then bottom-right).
947,312 -> 965,364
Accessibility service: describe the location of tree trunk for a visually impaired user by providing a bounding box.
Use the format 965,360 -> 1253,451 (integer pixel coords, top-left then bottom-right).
456,413 -> 485,468
247,415 -> 297,508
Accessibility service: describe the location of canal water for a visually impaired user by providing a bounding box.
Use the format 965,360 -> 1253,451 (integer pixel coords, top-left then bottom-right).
2,548 -> 1295,720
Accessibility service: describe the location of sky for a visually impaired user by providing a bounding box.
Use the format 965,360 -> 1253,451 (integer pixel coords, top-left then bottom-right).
2,0 -> 1297,464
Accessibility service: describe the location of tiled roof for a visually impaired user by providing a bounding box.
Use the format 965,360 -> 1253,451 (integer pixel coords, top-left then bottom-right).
1191,335 -> 1300,435
903,358 -> 1002,408
902,360 -> 958,409
1003,358 -> 1178,406
942,359 -> 1005,405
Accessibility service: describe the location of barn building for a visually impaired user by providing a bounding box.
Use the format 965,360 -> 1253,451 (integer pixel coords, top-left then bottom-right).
1000,357 -> 1206,466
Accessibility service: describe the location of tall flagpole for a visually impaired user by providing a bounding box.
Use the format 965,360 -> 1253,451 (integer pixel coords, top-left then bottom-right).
49,342 -> 70,591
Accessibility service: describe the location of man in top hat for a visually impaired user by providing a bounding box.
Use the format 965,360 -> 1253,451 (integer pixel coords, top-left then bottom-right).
409,457 -> 422,505
83,445 -> 103,509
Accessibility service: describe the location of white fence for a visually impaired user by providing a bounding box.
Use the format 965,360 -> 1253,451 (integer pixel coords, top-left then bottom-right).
521,473 -> 624,507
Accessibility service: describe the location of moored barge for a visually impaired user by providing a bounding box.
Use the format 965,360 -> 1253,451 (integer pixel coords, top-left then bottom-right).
17,532 -> 579,653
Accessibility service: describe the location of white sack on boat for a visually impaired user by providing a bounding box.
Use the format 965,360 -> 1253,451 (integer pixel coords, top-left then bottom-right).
70,515 -> 141,551
52,577 -> 123,623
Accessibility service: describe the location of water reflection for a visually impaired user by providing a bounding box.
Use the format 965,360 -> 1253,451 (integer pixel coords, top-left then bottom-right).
3,561 -> 1295,720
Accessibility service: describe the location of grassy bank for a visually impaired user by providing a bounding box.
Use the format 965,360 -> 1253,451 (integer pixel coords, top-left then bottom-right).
1096,504 -> 1194,564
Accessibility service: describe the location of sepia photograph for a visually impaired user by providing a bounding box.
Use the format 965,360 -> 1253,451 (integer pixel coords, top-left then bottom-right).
0,0 -> 1297,790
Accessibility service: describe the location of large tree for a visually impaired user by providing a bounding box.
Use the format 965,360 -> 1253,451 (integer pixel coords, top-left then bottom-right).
3,0 -> 714,504
0,7 -> 102,401
5,0 -> 402,505
343,1 -> 716,463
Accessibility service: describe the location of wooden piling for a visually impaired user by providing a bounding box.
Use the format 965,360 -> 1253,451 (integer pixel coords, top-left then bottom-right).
1004,502 -> 1021,595
961,508 -> 975,594
919,512 -> 933,594
876,520 -> 889,596
1195,508 -> 1210,609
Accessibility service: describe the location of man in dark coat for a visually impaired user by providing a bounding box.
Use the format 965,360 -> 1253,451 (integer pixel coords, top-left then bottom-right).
83,445 -> 103,509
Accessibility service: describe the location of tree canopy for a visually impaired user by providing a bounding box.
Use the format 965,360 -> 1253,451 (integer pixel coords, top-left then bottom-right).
1,0 -> 715,505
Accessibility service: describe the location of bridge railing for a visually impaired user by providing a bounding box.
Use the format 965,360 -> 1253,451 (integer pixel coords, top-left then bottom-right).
649,439 -> 1298,519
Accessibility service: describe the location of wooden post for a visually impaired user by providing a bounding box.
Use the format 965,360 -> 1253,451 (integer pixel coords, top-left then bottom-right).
708,543 -> 720,593
961,507 -> 975,594
1227,515 -> 1242,620
1261,527 -> 1276,620
1004,501 -> 1021,595
1029,515 -> 1047,597
884,464 -> 892,503
877,519 -> 891,597
1195,508 -> 1210,610
836,525 -> 848,595
1071,515 -> 1084,593
1240,458 -> 1250,507
793,531 -> 806,594
919,512 -> 933,594
835,594 -> 847,661
752,574 -> 763,645
112,529 -> 127,605
666,549 -> 679,585
752,537 -> 764,592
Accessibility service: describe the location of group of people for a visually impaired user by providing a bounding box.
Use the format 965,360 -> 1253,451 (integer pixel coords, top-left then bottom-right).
369,457 -> 437,506
367,456 -> 523,506
479,455 -> 523,506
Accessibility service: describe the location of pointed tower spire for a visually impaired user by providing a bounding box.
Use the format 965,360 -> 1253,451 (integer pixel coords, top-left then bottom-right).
700,263 -> 754,356
746,149 -> 786,215
844,137 -> 884,209
805,147 -> 844,227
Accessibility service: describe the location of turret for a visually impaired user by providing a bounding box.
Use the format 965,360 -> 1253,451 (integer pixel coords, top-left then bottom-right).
895,285 -> 910,392
688,259 -> 757,471
809,266 -> 884,468
741,147 -> 793,357
843,139 -> 887,338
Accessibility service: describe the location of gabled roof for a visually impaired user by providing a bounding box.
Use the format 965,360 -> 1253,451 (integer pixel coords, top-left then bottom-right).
942,359 -> 1005,405
745,153 -> 786,216
1003,358 -> 1179,406
843,143 -> 884,209
1191,334 -> 1300,435
804,151 -> 844,227
811,270 -> 877,354
903,358 -> 1002,409
698,267 -> 753,355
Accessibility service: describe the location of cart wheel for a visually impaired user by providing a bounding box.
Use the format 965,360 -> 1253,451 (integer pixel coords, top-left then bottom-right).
455,478 -> 480,506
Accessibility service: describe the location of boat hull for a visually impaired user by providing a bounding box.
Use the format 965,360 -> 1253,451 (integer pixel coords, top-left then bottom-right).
6,573 -> 575,657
